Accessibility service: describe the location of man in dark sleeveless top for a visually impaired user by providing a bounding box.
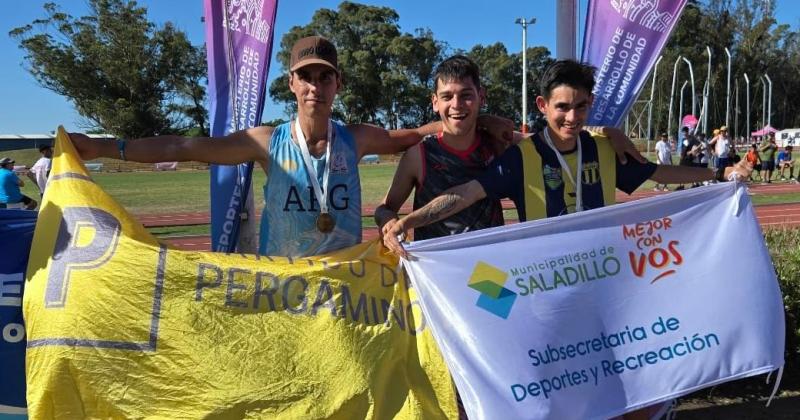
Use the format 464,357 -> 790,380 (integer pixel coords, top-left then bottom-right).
375,56 -> 504,242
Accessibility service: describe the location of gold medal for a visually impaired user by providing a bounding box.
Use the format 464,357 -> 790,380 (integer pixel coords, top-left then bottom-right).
316,212 -> 335,233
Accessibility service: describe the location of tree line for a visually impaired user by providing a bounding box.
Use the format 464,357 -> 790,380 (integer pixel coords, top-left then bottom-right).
11,0 -> 800,139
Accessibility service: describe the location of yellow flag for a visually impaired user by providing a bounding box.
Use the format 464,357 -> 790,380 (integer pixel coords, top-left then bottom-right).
24,127 -> 456,419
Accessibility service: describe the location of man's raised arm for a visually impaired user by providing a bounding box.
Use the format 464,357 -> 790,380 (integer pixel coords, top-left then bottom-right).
68,126 -> 271,166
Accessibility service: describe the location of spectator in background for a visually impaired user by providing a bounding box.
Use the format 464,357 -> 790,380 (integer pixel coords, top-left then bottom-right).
654,132 -> 672,191
745,144 -> 762,182
0,157 -> 37,210
709,126 -> 732,180
708,128 -> 720,169
696,132 -> 712,185
759,133 -> 778,183
777,145 -> 796,182
27,145 -> 52,196
676,126 -> 698,190
696,132 -> 709,168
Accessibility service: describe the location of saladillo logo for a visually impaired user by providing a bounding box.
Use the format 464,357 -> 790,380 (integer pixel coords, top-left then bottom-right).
468,262 -> 517,319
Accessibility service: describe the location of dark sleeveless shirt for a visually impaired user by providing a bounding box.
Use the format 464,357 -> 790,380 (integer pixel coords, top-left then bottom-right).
412,133 -> 504,240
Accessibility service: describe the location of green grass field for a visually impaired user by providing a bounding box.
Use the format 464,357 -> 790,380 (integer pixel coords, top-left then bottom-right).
10,159 -> 799,213
6,147 -> 798,238
12,163 -> 402,214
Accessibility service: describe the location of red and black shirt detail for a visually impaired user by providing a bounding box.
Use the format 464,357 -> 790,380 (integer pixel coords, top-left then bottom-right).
413,133 -> 504,240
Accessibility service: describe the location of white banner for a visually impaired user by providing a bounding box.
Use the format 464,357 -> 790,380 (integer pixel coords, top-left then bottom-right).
403,183 -> 784,420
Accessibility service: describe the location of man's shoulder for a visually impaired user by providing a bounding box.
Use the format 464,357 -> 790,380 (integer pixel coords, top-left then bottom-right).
582,129 -> 607,141
397,143 -> 423,174
582,130 -> 612,152
244,124 -> 278,143
0,168 -> 17,180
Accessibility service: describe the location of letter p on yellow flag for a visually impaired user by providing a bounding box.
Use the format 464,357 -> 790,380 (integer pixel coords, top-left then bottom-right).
23,127 -> 456,419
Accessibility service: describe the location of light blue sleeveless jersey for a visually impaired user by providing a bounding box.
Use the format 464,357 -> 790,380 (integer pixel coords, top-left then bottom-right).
259,121 -> 362,257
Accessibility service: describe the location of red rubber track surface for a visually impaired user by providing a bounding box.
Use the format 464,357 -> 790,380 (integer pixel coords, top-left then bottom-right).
149,183 -> 800,251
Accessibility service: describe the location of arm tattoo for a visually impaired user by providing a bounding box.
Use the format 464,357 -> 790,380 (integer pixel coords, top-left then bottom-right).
418,193 -> 460,225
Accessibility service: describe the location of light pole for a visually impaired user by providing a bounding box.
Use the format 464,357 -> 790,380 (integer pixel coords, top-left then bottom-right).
679,81 -> 688,133
760,76 -> 767,129
647,55 -> 663,154
667,56 -> 682,151
681,57 -> 697,121
743,73 -> 750,141
724,47 -> 732,128
556,1 -> 577,59
734,79 -> 739,141
703,46 -> 711,133
515,18 -> 535,133
764,74 -> 773,127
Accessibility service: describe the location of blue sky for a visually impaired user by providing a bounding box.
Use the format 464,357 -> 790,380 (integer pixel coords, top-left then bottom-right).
1,1 -> 797,134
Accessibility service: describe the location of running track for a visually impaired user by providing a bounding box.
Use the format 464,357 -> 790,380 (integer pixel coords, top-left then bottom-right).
148,182 -> 800,251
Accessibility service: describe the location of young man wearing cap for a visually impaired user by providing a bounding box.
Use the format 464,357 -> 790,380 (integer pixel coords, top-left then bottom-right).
709,126 -> 732,179
27,145 -> 53,195
70,36 -> 509,257
0,158 -> 37,210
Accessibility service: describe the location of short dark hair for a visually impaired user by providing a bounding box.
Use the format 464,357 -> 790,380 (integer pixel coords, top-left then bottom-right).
539,60 -> 596,98
39,145 -> 52,152
681,127 -> 689,132
433,55 -> 481,91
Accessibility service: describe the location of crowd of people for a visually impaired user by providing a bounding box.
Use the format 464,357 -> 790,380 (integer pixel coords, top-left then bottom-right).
654,127 -> 796,190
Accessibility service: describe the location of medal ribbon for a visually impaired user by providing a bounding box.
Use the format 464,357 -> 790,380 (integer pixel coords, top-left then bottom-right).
295,118 -> 333,215
542,128 -> 583,212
